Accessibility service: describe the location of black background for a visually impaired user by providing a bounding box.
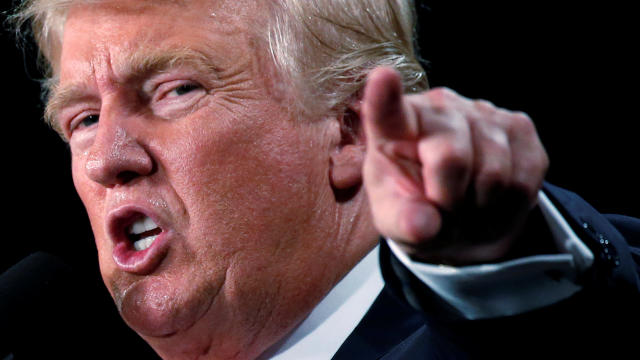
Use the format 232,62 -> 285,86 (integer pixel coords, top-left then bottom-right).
0,1 -> 637,357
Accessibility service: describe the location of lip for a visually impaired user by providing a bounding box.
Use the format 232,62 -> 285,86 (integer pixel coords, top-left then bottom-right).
107,205 -> 171,275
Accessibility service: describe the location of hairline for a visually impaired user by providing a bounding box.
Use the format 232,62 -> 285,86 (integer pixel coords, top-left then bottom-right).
15,0 -> 428,129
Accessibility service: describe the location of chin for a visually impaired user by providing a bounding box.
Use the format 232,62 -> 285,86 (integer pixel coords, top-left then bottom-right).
110,270 -> 219,339
139,311 -> 272,360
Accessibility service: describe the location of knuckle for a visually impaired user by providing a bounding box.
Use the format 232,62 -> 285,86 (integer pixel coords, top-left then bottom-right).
477,166 -> 509,190
495,108 -> 514,122
509,111 -> 535,132
432,143 -> 471,173
476,152 -> 510,188
430,87 -> 457,98
511,110 -> 532,122
414,92 -> 432,106
429,101 -> 448,115
482,126 -> 510,147
426,87 -> 457,113
473,99 -> 496,113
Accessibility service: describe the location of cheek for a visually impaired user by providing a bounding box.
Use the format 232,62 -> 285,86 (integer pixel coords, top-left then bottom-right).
70,154 -> 112,267
161,111 -> 330,256
71,155 -> 98,230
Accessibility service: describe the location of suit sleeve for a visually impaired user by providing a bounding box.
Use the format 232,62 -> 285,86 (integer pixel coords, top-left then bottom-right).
380,182 -> 640,320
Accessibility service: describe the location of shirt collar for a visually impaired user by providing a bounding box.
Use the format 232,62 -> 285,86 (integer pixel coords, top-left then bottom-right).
258,245 -> 384,359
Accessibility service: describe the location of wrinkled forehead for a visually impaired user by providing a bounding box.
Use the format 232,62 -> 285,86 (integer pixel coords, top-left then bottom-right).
64,0 -> 254,22
54,0 -> 265,74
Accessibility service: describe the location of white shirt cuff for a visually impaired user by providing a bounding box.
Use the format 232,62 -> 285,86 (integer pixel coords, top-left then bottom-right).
386,190 -> 594,320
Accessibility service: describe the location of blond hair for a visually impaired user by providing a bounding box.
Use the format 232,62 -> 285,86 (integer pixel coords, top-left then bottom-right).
11,0 -> 428,118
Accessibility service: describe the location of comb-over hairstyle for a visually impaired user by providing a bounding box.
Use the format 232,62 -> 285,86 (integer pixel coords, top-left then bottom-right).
11,0 -> 428,118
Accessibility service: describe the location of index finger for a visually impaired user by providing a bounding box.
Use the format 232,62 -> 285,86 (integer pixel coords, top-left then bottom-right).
362,67 -> 417,142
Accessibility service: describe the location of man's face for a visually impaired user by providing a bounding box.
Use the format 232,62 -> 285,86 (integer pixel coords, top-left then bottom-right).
56,0 -> 352,357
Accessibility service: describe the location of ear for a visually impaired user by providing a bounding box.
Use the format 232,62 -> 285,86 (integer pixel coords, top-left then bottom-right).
329,97 -> 366,191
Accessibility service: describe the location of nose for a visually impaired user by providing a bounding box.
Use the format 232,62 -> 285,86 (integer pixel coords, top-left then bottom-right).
85,109 -> 154,187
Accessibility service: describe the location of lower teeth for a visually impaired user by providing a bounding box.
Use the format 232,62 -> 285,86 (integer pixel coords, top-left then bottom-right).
133,235 -> 158,251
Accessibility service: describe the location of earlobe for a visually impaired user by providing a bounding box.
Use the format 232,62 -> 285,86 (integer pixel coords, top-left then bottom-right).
330,144 -> 365,190
329,102 -> 366,191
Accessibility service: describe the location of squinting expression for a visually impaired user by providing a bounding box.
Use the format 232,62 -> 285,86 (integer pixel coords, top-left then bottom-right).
56,0 -> 348,357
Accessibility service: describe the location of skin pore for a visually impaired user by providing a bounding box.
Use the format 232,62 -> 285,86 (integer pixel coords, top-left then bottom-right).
56,0 -> 377,358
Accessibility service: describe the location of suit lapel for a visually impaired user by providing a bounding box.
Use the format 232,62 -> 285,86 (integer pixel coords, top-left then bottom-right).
331,283 -> 424,359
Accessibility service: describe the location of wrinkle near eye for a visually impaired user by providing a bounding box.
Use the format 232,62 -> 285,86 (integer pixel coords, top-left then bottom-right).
151,86 -> 208,120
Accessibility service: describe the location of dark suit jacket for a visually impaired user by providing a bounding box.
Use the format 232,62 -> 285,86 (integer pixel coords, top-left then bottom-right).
334,183 -> 640,359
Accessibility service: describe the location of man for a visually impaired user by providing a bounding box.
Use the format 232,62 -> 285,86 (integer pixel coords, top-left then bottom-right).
9,0 -> 639,359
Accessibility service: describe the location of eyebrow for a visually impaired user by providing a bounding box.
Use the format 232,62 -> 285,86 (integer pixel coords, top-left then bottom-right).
45,47 -> 220,132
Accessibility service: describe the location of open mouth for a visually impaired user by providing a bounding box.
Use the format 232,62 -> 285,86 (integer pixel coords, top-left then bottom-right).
108,207 -> 171,275
127,216 -> 163,251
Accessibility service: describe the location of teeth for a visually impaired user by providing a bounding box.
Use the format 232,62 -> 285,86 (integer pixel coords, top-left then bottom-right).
130,217 -> 158,235
133,235 -> 158,251
127,216 -> 161,251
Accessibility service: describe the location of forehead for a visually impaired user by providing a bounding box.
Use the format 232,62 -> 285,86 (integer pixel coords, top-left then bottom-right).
63,0 -> 256,31
58,0 -> 264,80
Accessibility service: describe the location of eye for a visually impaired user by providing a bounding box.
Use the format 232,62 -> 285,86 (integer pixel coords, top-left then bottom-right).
164,83 -> 203,100
79,114 -> 100,128
68,113 -> 100,135
149,79 -> 207,118
172,84 -> 200,96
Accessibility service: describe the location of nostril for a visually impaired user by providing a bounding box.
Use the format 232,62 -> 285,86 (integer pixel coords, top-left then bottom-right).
117,171 -> 140,184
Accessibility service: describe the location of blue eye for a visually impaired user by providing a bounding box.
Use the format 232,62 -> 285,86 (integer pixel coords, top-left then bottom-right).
80,114 -> 99,128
